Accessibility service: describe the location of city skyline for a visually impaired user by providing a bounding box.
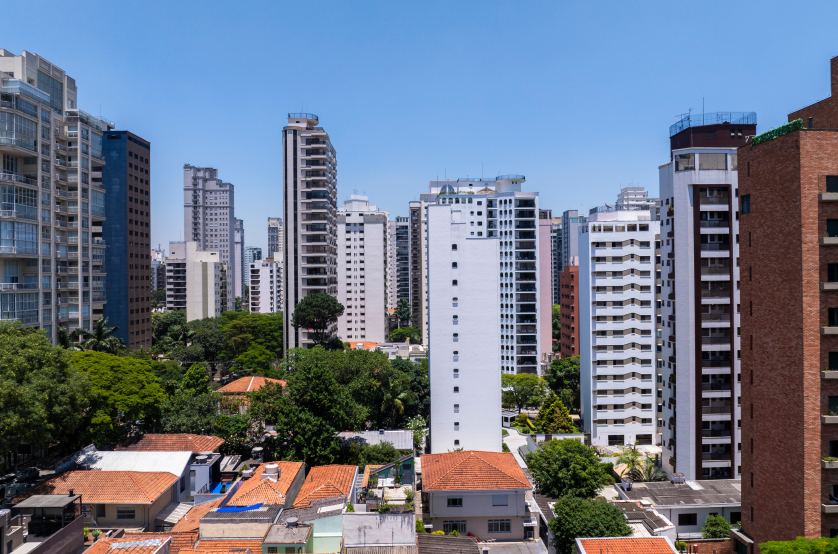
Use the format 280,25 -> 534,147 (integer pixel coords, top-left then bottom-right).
3,1 -> 835,251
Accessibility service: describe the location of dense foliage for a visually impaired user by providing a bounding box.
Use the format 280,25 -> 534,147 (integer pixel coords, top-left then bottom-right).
526,439 -> 612,498
535,392 -> 576,434
290,293 -> 344,346
552,304 -> 560,352
501,374 -> 547,412
701,514 -> 731,539
760,538 -> 838,553
548,496 -> 632,553
544,356 -> 580,411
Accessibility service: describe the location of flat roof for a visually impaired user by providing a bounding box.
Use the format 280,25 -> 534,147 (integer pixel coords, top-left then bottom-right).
76,450 -> 192,475
263,523 -> 312,544
14,495 -> 80,508
617,479 -> 741,507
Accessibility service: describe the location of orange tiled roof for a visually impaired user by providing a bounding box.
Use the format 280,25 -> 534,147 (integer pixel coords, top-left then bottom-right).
84,534 -> 184,554
219,376 -> 286,394
122,531 -> 199,554
293,465 -> 356,508
227,461 -> 305,507
115,434 -> 225,453
577,537 -> 677,554
12,470 -> 178,504
348,341 -> 380,351
189,539 -> 263,551
362,465 -> 383,488
170,499 -> 223,532
420,451 -> 530,491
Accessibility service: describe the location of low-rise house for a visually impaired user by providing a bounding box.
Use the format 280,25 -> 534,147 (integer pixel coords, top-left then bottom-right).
416,534 -> 480,554
5,495 -> 85,554
121,530 -> 200,553
188,538 -> 263,551
263,519 -> 313,554
170,500 -> 223,534
76,450 -> 196,503
226,462 -> 306,508
277,496 -> 347,553
198,504 -> 283,541
614,477 -> 741,538
575,536 -> 679,554
293,465 -> 357,509
375,343 -> 427,363
12,470 -> 179,530
419,451 -> 536,540
342,512 -> 416,554
115,434 -> 225,453
219,377 -> 287,415
610,500 -> 675,539
362,454 -> 416,491
85,536 -> 175,554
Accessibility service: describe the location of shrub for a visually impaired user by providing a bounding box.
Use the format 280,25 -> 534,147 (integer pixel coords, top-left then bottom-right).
404,487 -> 415,502
432,530 -> 444,535
346,503 -> 355,513
416,519 -> 426,534
701,514 -> 731,539
450,530 -> 460,537
751,118 -> 804,146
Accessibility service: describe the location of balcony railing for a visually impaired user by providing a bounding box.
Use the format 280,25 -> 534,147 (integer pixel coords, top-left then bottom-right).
0,172 -> 36,186
702,406 -> 732,414
699,220 -> 730,228
700,289 -> 730,298
701,383 -> 732,391
701,337 -> 730,345
700,243 -> 730,251
701,266 -> 730,275
701,452 -> 732,461
701,313 -> 731,322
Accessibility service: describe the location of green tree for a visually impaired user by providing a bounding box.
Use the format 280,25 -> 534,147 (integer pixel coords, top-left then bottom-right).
616,443 -> 644,481
234,343 -> 274,373
152,309 -> 186,346
552,304 -> 561,352
389,327 -> 421,344
148,360 -> 186,395
78,317 -> 125,354
221,312 -> 283,358
160,392 -> 221,434
535,392 -> 576,434
189,317 -> 227,360
406,415 -> 427,452
380,373 -> 417,428
544,356 -> 580,410
290,294 -> 344,346
548,496 -> 632,554
71,351 -> 167,446
397,359 -> 430,421
0,323 -> 90,464
395,299 -> 412,327
151,289 -> 166,310
179,363 -> 211,395
641,460 -> 668,482
760,538 -> 838,553
501,374 -> 547,413
343,440 -> 403,469
170,343 -> 205,363
214,414 -> 253,456
55,326 -> 83,350
526,439 -> 612,499
701,514 -> 731,539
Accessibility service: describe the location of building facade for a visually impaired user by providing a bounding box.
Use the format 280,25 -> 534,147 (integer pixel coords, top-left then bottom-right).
733,56 -> 838,553
559,266 -> 579,359
165,241 -> 225,321
183,164 -> 235,311
244,246 -> 262,296
337,195 -> 388,343
560,209 -> 586,268
539,209 -> 553,362
0,49 -> 110,343
551,217 -> 562,304
658,113 -> 755,482
151,246 -> 165,291
249,259 -> 281,314
427,176 -> 541,452
408,200 -> 430,345
234,217 -> 244,301
393,216 -> 410,309
102,130 -> 152,349
267,217 -> 283,259
579,209 -> 660,447
616,186 -> 659,211
282,114 -> 338,349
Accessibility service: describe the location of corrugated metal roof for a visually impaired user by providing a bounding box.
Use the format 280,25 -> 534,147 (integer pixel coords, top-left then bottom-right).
338,430 -> 414,450
76,449 -> 192,475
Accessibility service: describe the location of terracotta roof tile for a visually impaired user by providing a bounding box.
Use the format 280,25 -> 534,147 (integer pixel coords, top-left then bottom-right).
576,537 -> 678,554
362,465 -> 383,488
348,341 -> 380,351
115,434 -> 225,453
219,376 -> 286,394
170,500 -> 223,532
85,534 -> 185,554
420,451 -> 530,491
293,465 -> 356,508
12,470 -> 178,504
122,531 -> 199,554
227,461 -> 305,506
190,539 -> 263,551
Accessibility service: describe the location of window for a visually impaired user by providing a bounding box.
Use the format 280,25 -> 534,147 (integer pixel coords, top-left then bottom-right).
829,176 -> 838,193
488,519 -> 511,533
443,521 -> 466,533
741,195 -> 750,214
453,368 -> 459,374
117,508 -> 136,520
830,308 -> 838,327
96,504 -> 105,517
452,262 -> 458,268
700,153 -> 727,170
829,396 -> 838,415
830,220 -> 838,237
452,280 -> 458,286
674,153 -> 694,172
452,244 -> 458,251
447,497 -> 463,507
180,474 -> 186,492
678,513 -> 697,526
454,386 -> 459,393
492,494 -> 508,506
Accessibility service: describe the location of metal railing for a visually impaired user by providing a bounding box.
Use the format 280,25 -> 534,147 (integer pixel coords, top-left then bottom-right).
698,196 -> 729,205
701,406 -> 732,414
701,337 -> 731,345
669,112 -> 757,136
0,172 -> 36,186
700,289 -> 730,298
700,243 -> 730,251
288,112 -> 319,121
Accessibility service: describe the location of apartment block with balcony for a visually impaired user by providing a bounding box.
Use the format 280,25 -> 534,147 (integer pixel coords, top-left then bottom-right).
551,217 -> 562,305
183,164 -> 235,311
579,209 -> 660,447
408,199 -> 430,345
559,265 -> 579,358
244,246 -> 261,296
338,195 -> 388,343
394,216 -> 410,306
0,49 -> 110,342
268,216 -> 283,259
165,241 -> 224,321
283,113 -> 338,349
560,209 -> 586,268
234,217 -> 244,300
658,112 -> 755,482
102,130 -> 151,349
249,259 -> 281,314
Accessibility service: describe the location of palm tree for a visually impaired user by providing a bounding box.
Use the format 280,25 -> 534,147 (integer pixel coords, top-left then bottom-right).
641,459 -> 669,482
380,375 -> 417,427
78,317 -> 125,354
395,299 -> 412,328
616,442 -> 644,481
56,326 -> 83,350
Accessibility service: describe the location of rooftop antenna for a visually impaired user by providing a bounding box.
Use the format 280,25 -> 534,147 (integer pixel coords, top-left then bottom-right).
703,97 -> 705,125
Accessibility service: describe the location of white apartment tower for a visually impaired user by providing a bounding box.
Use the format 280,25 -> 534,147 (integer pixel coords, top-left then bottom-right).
659,114 -> 751,481
249,259 -> 282,314
234,218 -> 244,300
183,164 -> 236,310
427,175 -> 541,453
338,195 -> 388,343
615,186 -> 660,211
0,49 -> 111,342
165,241 -> 225,321
267,217 -> 283,259
282,113 -> 338,349
243,246 -> 261,294
579,209 -> 660,447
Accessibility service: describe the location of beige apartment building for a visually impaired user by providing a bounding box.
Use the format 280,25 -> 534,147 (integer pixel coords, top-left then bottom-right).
0,49 -> 109,341
165,241 -> 225,321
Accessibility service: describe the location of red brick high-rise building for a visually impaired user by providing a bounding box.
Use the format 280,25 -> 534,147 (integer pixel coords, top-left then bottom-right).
736,56 -> 838,553
559,266 -> 579,358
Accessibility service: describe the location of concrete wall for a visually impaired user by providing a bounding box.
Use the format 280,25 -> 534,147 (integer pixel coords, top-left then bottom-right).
426,489 -> 534,539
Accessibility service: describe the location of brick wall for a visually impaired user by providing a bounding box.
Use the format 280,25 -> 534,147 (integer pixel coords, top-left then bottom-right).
789,57 -> 838,128
739,128 -> 838,552
559,266 -> 579,358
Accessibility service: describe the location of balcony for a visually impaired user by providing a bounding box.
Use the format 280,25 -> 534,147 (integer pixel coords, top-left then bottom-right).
699,219 -> 730,228
701,337 -> 730,345
698,196 -> 730,206
700,243 -> 730,252
0,172 -> 36,186
701,452 -> 732,461
701,266 -> 730,275
701,289 -> 730,298
702,406 -> 732,415
701,429 -> 732,437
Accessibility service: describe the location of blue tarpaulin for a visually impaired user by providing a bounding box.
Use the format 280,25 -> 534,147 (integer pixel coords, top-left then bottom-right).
216,503 -> 263,512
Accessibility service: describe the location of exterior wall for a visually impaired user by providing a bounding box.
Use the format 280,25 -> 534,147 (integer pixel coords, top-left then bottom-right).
788,56 -> 838,129
393,217 -> 410,308
244,246 -> 262,294
234,218 -> 244,300
579,212 -> 660,446
551,219 -> 562,304
183,165 -> 235,311
249,260 -> 281,314
561,210 -> 586,268
426,490 -> 534,540
408,202 -> 425,343
267,217 -> 284,259
84,486 -> 175,529
659,147 -> 742,481
283,115 -> 338,349
166,241 -> 223,321
102,130 -> 151,349
200,521 -> 272,539
337,196 -> 389,343
539,210 -> 553,362
559,266 -> 579,358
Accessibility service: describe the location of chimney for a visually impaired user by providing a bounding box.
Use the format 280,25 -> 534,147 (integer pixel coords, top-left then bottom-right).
832,55 -> 838,98
68,489 -> 75,496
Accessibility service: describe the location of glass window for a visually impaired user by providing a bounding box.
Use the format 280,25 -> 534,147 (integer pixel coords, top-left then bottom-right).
492,495 -> 508,506
700,153 -> 727,170
488,519 -> 511,533
741,195 -> 750,214
731,154 -> 738,171
447,497 -> 463,507
443,521 -> 466,534
828,176 -> 838,193
116,508 -> 135,520
674,153 -> 694,172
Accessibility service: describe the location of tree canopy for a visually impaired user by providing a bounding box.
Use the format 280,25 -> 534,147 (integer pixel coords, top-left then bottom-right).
701,514 -> 731,539
526,438 -> 612,499
548,496 -> 632,554
501,373 -> 547,413
290,294 -> 344,346
535,392 -> 576,434
544,356 -> 580,411
552,304 -> 561,352
760,538 -> 838,554
389,327 -> 421,344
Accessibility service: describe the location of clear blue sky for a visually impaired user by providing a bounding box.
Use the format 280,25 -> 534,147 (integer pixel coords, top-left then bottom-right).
3,1 -> 836,252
